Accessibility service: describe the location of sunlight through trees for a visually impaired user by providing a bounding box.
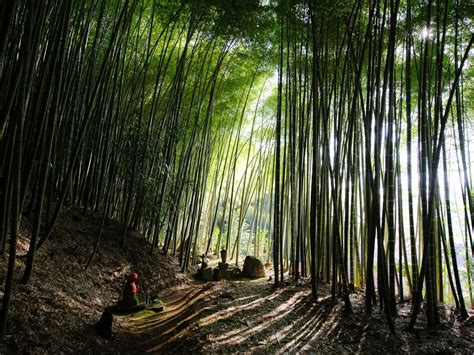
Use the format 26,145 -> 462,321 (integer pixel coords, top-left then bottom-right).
0,0 -> 473,337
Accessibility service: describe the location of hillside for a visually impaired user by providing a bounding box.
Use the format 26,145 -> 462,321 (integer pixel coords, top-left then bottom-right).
0,207 -> 187,353
0,207 -> 473,353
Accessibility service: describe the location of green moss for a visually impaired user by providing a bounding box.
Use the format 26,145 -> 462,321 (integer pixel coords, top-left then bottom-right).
130,309 -> 157,320
128,300 -> 165,320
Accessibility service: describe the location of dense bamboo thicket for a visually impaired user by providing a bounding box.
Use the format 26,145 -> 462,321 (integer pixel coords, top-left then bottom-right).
271,0 -> 474,331
0,0 -> 473,337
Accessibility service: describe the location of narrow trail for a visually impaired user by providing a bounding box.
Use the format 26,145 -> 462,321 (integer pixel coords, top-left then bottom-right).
6,209 -> 472,354
119,279 -> 352,353
129,283 -> 215,353
111,279 -> 473,354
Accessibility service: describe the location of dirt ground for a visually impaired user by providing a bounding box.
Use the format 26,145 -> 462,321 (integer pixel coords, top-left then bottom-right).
0,206 -> 187,354
107,278 -> 474,354
1,207 -> 473,354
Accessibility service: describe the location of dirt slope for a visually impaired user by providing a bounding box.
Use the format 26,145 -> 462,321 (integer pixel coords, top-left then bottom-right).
0,206 -> 187,354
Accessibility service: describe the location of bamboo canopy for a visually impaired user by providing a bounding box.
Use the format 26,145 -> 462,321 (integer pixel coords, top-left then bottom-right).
0,0 -> 473,337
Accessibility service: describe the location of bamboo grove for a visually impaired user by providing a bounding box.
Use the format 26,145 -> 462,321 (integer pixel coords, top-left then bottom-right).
0,0 -> 473,337
271,0 -> 474,331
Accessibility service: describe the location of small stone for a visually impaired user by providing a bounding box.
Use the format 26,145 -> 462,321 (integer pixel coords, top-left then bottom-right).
149,305 -> 164,312
201,267 -> 214,281
231,267 -> 241,279
218,262 -> 228,270
220,291 -> 233,299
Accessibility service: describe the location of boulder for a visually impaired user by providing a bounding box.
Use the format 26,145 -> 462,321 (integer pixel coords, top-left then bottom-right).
242,256 -> 265,278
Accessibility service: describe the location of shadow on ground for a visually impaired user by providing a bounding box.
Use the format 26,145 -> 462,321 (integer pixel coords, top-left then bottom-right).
113,279 -> 473,354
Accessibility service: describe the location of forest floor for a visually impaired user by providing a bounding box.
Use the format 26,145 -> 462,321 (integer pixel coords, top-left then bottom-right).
0,206 -> 188,354
0,207 -> 473,353
108,280 -> 474,354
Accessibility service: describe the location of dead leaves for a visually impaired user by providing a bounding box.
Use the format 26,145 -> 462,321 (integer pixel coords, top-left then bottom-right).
1,206 -> 188,354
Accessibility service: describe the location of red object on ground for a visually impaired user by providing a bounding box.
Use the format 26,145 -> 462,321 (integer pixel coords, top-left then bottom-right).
122,273 -> 138,303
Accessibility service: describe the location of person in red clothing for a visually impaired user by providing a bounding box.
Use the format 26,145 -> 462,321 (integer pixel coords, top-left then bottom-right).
120,272 -> 138,307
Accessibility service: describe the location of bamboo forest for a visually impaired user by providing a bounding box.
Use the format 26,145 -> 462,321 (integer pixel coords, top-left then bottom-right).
0,0 -> 473,353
